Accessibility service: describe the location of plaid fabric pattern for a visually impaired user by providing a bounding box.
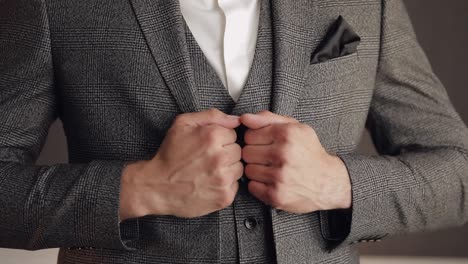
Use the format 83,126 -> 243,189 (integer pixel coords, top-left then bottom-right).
1,0 -> 467,263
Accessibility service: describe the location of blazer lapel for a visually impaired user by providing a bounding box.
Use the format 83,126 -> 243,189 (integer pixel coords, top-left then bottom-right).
270,0 -> 319,117
129,0 -> 200,113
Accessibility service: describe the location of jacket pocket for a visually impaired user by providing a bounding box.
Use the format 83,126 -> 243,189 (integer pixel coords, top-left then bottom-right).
305,52 -> 360,85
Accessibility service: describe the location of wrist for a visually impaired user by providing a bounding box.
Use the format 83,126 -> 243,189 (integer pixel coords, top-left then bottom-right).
119,160 -> 150,221
328,154 -> 352,210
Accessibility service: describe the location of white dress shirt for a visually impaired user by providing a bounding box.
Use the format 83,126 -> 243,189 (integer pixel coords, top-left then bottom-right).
179,0 -> 260,102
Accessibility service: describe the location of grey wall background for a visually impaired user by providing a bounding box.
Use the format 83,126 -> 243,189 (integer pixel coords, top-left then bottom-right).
29,0 -> 468,258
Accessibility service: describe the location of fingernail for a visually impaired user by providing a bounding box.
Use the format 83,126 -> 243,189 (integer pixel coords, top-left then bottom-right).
228,115 -> 240,119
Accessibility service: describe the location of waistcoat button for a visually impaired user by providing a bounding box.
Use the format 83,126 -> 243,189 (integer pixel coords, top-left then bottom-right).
244,217 -> 258,230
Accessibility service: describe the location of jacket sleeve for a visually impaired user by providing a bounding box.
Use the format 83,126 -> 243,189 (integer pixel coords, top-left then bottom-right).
0,0 -> 139,250
320,0 -> 468,250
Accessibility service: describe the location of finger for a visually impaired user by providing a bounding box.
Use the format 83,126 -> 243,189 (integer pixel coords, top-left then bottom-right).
220,126 -> 238,145
202,124 -> 237,145
244,164 -> 275,184
248,181 -> 271,205
230,180 -> 239,197
242,145 -> 273,165
228,161 -> 244,182
244,126 -> 274,145
178,108 -> 241,129
223,143 -> 242,165
240,110 -> 297,130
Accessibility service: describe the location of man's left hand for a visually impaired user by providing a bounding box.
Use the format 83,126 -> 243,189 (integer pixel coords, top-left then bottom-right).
240,111 -> 352,214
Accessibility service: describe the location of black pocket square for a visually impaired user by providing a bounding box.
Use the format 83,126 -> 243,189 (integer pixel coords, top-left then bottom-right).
310,16 -> 361,64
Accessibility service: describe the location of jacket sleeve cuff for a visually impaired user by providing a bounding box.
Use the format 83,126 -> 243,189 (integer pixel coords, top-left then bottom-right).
319,154 -> 390,251
78,160 -> 140,251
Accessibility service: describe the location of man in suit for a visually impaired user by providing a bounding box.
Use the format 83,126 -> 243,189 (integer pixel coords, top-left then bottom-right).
1,0 -> 467,263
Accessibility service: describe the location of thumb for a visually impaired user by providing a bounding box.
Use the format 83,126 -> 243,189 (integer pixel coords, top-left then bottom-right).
240,111 -> 296,130
183,108 -> 240,129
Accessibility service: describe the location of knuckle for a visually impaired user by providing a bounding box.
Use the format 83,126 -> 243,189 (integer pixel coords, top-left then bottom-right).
212,174 -> 230,186
214,124 -> 226,133
207,108 -> 222,117
230,148 -> 242,164
226,128 -> 237,142
233,144 -> 242,158
211,154 -> 226,168
235,164 -> 244,178
204,127 -> 221,145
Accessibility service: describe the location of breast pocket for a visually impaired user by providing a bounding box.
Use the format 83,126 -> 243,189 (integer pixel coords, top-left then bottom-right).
295,52 -> 365,152
304,52 -> 360,95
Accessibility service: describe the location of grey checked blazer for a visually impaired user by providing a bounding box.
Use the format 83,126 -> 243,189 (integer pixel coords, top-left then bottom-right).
1,0 -> 468,263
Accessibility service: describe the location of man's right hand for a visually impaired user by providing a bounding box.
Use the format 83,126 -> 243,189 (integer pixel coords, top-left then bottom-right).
119,108 -> 243,221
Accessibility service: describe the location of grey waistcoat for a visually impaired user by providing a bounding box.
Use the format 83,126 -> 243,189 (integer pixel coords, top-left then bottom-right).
184,0 -> 277,263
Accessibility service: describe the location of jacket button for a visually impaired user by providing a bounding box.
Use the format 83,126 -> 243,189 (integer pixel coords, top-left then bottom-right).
244,217 -> 257,230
